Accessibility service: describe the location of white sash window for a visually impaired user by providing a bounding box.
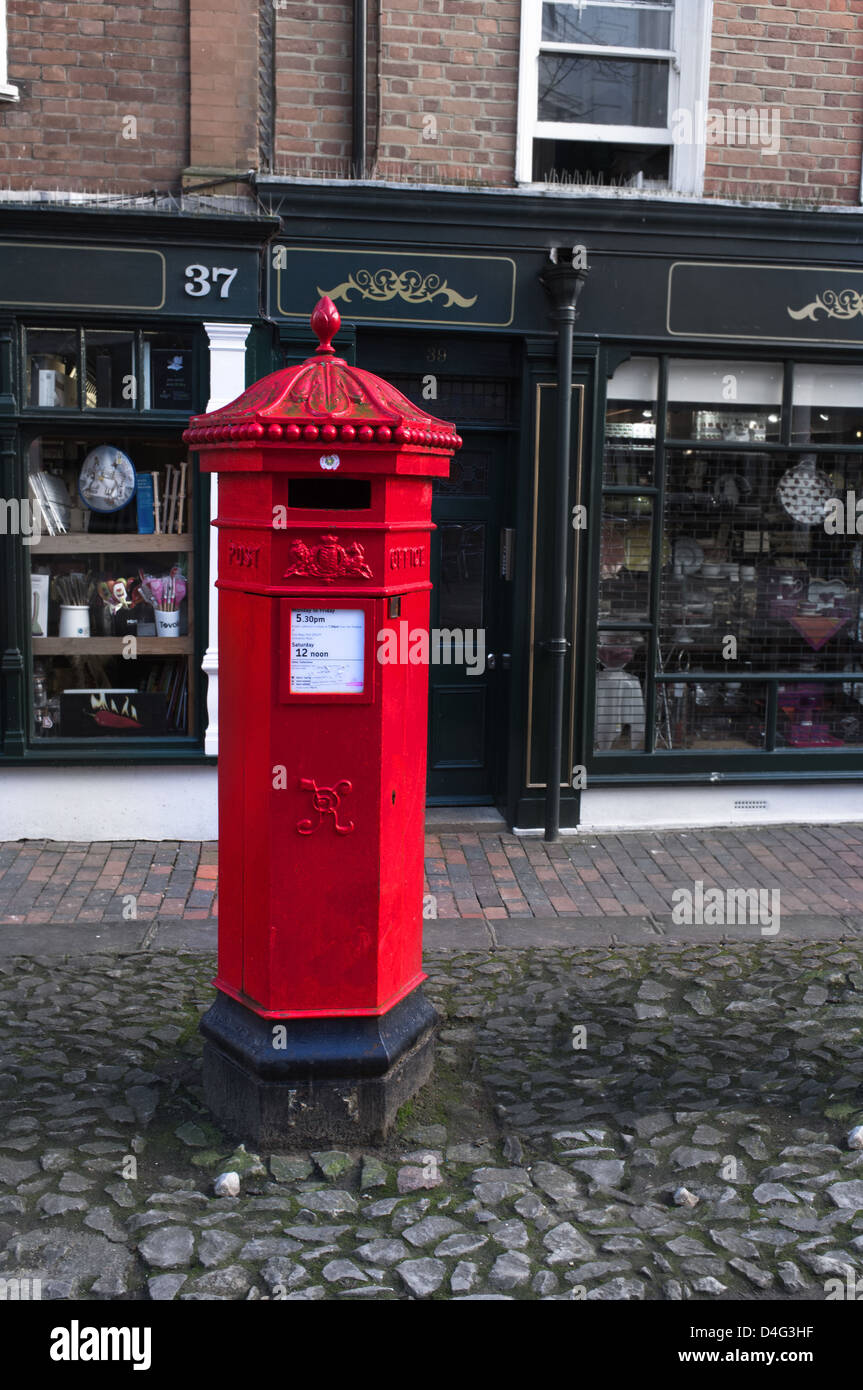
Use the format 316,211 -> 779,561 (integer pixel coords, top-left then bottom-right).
517,0 -> 712,194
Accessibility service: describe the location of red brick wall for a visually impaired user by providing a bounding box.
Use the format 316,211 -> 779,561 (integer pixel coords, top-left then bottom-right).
2,1 -> 860,204
189,0 -> 260,172
272,0 -> 862,204
274,1 -> 353,176
0,0 -> 189,192
705,1 -> 863,205
273,0 -> 521,185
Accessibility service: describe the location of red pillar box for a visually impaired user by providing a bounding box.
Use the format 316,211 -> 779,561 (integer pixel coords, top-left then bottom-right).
184,298 -> 460,1146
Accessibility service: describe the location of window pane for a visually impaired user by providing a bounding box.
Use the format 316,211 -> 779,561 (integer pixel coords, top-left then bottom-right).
595,629 -> 648,751
25,328 -> 79,408
84,331 -> 134,409
792,364 -> 863,446
542,2 -> 674,50
659,450 -> 863,696
32,655 -> 190,739
667,360 -> 782,441
439,523 -> 485,627
28,434 -> 195,743
532,138 -> 670,185
778,681 -> 863,750
654,680 -> 767,751
604,357 -> 658,484
538,54 -> 669,126
599,498 -> 655,622
30,543 -> 191,741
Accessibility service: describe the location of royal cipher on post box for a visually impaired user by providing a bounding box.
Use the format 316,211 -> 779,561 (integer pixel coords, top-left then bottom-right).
183,297 -> 461,1146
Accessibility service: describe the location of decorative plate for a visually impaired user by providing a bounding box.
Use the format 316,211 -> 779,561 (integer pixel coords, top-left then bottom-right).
776,458 -> 833,527
78,446 -> 136,514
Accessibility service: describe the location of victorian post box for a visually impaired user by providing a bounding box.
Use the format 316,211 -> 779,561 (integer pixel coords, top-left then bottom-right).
183,298 -> 460,1145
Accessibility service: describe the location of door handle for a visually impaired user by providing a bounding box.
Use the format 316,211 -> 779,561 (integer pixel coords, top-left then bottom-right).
486,653 -> 496,670
501,653 -> 511,670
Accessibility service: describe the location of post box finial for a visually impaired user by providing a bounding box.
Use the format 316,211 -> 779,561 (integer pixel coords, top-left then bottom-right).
311,296 -> 341,355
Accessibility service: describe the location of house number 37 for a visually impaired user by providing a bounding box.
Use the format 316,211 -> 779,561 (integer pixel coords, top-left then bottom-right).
184,265 -> 239,298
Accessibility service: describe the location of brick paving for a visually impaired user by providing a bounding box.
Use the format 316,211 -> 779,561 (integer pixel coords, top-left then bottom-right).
1,823 -> 863,925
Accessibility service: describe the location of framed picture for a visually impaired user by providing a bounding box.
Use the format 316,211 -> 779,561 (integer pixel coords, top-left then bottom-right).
150,349 -> 194,409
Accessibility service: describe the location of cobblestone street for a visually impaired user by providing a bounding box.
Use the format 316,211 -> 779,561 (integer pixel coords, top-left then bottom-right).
2,937 -> 862,1301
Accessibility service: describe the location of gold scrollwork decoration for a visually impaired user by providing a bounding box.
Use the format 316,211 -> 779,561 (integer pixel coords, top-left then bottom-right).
788,288 -> 863,322
318,267 -> 478,310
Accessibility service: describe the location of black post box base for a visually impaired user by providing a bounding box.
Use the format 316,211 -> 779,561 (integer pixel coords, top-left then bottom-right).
200,986 -> 438,1149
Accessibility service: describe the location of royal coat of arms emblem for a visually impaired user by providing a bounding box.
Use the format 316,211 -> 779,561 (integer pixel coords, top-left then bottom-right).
283,534 -> 373,582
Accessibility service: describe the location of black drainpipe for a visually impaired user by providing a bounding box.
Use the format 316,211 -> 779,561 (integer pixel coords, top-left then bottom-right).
353,0 -> 368,177
539,249 -> 588,842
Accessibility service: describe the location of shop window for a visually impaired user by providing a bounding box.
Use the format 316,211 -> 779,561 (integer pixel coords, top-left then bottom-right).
25,329 -> 79,408
24,326 -> 198,413
85,331 -> 134,409
594,353 -> 863,758
667,359 -> 782,442
27,430 -> 197,745
604,356 -> 658,485
792,364 -> 863,447
517,0 -> 713,193
655,450 -> 863,751
0,0 -> 18,102
599,497 -> 654,623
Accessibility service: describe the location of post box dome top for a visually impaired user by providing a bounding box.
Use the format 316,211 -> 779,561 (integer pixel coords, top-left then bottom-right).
183,297 -> 462,452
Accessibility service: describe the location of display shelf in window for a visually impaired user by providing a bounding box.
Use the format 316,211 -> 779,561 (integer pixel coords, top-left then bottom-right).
26,431 -> 199,743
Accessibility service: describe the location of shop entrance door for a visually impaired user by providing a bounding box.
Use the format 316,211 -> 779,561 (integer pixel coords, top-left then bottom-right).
358,337 -> 517,803
427,430 -> 509,801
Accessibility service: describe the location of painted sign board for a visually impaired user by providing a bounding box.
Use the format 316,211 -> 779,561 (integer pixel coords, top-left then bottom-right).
271,246 -> 517,327
0,241 -> 260,318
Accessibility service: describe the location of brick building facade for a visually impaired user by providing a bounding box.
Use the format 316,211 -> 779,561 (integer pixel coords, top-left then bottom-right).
1,2 -> 860,206
1,3 -> 862,840
704,1 -> 863,204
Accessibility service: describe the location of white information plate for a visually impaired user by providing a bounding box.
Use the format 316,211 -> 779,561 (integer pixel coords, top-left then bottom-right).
290,608 -> 365,694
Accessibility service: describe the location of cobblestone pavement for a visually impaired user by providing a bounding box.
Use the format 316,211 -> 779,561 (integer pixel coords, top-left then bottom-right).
2,942 -> 862,1301
2,822 -> 863,925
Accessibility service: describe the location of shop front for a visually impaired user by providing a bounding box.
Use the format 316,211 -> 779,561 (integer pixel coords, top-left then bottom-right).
2,189 -> 861,837
259,180 -> 863,831
0,204 -> 276,839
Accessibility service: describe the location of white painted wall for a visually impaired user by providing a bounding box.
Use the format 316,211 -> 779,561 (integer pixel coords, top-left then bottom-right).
4,772 -> 860,842
0,766 -> 217,841
572,782 -> 863,833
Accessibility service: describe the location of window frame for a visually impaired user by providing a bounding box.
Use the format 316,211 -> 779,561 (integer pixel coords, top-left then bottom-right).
516,0 -> 714,195
0,0 -> 19,102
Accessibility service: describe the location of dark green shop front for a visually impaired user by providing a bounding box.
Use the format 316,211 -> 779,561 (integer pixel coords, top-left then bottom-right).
2,190 -> 862,835
260,181 -> 863,830
0,205 -> 276,782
